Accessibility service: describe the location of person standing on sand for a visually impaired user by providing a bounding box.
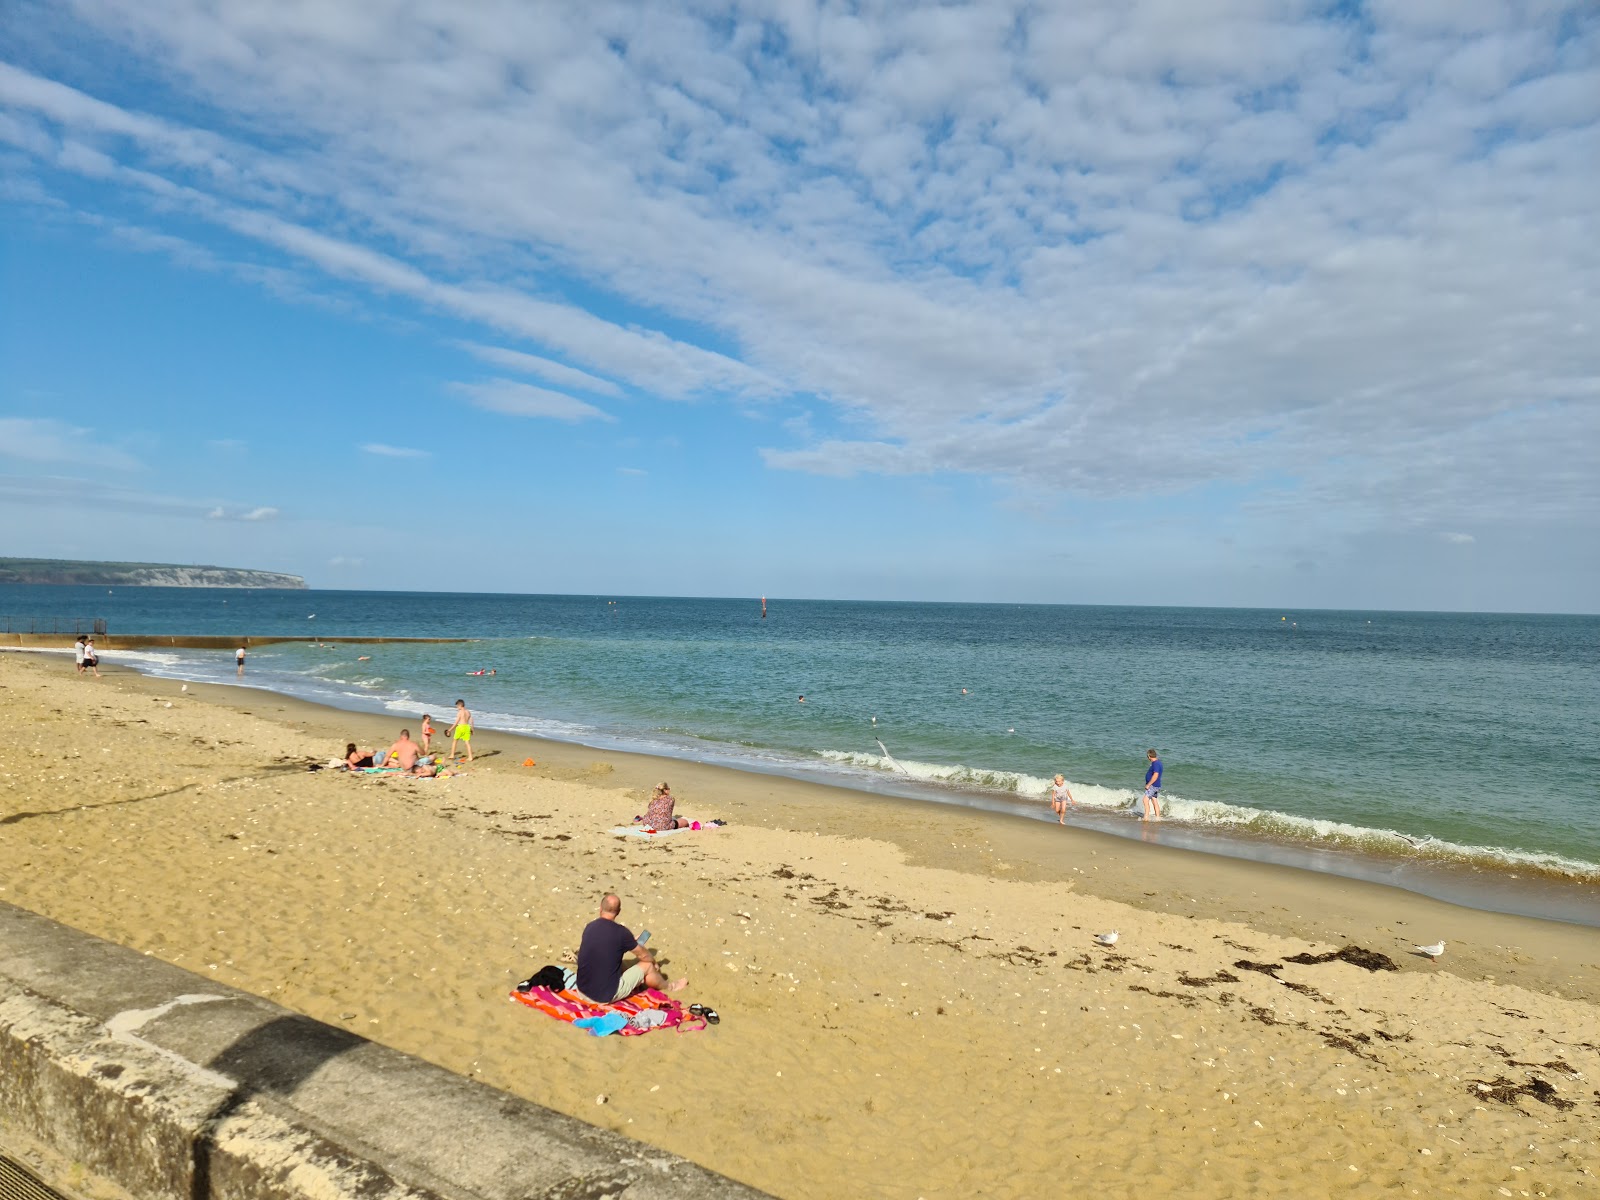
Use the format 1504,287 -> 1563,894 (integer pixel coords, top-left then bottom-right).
420,713 -> 435,754
575,893 -> 686,1002
74,636 -> 86,676
1140,749 -> 1163,821
450,699 -> 473,762
1049,774 -> 1077,823
83,637 -> 101,678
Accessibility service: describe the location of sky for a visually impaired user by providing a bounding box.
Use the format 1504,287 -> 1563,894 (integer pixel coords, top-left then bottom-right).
1,1 -> 1596,612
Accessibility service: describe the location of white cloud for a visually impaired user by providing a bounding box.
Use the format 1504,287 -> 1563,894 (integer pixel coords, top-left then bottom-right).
616,466 -> 646,476
0,417 -> 143,472
450,379 -> 615,423
0,473 -> 273,521
2,1 -> 1595,555
1440,531 -> 1476,544
458,342 -> 625,397
360,442 -> 431,459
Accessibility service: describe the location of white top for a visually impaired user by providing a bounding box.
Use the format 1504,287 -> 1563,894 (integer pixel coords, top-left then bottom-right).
1050,782 -> 1072,804
74,641 -> 85,665
236,647 -> 246,661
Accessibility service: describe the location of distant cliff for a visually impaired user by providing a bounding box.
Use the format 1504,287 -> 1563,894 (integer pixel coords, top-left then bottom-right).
0,558 -> 307,589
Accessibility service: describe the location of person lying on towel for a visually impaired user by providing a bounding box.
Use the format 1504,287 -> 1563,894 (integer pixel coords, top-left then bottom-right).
575,893 -> 686,1002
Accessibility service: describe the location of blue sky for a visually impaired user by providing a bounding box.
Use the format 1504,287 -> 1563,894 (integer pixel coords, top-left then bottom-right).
1,1 -> 1596,611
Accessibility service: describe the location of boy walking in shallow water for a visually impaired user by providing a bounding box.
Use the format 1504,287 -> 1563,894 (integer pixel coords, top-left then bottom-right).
1141,749 -> 1163,821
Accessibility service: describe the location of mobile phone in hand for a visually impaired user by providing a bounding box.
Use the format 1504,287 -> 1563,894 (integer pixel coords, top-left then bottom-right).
637,929 -> 651,945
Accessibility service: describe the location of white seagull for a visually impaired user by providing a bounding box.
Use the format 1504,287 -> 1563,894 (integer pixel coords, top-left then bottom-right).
1094,931 -> 1119,946
1414,940 -> 1446,960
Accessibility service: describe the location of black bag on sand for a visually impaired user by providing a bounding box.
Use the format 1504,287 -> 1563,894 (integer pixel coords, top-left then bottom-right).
516,964 -> 567,992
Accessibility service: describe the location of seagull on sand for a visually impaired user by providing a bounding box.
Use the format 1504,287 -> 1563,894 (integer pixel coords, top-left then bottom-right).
1414,940 -> 1446,960
1094,931 -> 1119,946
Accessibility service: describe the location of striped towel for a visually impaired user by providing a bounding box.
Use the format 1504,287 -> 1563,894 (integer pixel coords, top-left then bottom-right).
510,985 -> 684,1034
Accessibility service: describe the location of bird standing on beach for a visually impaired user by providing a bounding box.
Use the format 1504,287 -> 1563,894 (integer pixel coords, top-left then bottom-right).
1094,931 -> 1119,946
1414,940 -> 1446,960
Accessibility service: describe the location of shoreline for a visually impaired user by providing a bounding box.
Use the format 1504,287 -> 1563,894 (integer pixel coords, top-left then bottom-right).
23,643 -> 1599,928
14,649 -> 1599,995
3,651 -> 1598,1198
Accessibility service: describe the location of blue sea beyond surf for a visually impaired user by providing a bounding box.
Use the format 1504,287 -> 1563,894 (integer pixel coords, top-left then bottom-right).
6,586 -> 1597,923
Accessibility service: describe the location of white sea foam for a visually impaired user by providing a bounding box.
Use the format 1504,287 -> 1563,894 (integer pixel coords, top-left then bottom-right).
816,749 -> 1600,883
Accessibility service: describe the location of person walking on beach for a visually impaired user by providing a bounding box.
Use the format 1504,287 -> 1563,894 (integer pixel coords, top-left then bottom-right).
450,699 -> 474,762
236,645 -> 246,675
575,893 -> 685,1002
1140,749 -> 1163,821
83,637 -> 101,678
1049,774 -> 1077,823
74,636 -> 86,676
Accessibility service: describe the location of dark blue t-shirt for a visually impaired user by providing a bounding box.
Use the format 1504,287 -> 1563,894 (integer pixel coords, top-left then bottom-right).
576,917 -> 637,1001
1145,758 -> 1163,789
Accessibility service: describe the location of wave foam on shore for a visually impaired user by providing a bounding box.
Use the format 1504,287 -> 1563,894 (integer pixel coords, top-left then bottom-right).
819,749 -> 1600,885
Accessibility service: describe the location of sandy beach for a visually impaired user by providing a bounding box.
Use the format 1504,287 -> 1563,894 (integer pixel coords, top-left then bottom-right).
1,650 -> 1596,1198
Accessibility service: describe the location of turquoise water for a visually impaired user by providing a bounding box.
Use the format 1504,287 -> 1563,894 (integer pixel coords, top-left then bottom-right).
7,587 -> 1597,912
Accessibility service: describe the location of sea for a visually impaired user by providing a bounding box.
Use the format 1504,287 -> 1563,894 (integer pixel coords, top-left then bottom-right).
6,586 -> 1597,924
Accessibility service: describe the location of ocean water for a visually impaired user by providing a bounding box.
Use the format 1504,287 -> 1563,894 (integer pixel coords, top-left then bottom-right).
7,586 -> 1598,920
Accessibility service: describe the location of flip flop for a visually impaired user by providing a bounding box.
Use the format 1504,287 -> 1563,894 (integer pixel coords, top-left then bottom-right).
689,1004 -> 720,1024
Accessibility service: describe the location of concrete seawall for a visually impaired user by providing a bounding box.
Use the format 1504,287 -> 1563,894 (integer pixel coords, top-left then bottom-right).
0,902 -> 768,1200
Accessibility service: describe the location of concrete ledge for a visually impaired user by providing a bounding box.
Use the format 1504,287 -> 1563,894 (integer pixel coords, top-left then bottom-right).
0,902 -> 768,1200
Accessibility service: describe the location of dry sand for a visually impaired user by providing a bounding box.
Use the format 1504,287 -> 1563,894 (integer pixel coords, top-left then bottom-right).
2,651 -> 1597,1198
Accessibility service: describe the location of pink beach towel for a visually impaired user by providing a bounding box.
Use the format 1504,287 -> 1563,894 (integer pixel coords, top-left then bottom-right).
510,985 -> 686,1034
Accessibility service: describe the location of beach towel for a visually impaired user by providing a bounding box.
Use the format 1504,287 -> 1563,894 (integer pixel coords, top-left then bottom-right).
608,822 -> 721,839
509,984 -> 686,1035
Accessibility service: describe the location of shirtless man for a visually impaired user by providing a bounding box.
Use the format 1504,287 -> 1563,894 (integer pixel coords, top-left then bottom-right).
450,699 -> 473,762
386,729 -> 435,776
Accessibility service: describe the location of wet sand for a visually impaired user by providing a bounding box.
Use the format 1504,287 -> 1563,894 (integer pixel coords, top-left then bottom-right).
2,651 -> 1597,1198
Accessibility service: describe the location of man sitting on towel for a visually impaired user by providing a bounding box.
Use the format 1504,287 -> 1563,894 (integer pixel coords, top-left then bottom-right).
386,729 -> 436,777
576,893 -> 686,1002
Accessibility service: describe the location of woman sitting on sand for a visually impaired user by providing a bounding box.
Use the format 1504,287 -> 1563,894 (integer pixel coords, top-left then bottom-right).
345,743 -> 375,769
635,782 -> 691,830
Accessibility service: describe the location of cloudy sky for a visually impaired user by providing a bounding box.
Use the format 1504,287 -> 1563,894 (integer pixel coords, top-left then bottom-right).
1,1 -> 1595,611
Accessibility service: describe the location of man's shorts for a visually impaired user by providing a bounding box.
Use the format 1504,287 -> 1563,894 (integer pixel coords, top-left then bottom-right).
610,963 -> 647,1001
1144,785 -> 1160,800
454,725 -> 472,741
